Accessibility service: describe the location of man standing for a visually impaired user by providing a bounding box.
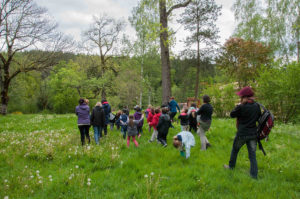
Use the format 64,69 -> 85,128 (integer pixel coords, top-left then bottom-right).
224,87 -> 261,179
101,99 -> 111,136
168,97 -> 180,122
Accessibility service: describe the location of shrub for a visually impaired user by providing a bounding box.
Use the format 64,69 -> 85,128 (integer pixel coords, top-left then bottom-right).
256,62 -> 300,123
202,83 -> 238,117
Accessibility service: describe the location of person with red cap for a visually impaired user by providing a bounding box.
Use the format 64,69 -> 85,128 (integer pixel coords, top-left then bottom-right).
224,86 -> 261,179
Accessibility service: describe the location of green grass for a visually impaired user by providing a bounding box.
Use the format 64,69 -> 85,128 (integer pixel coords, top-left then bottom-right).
0,114 -> 299,199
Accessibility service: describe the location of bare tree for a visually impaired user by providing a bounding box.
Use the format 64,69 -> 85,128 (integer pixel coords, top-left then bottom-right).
0,0 -> 71,115
82,14 -> 125,100
159,0 -> 191,104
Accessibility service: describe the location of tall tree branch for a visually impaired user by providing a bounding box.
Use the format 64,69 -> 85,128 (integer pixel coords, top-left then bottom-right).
167,0 -> 192,16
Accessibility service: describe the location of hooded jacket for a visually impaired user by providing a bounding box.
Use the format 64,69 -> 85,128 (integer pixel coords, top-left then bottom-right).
149,112 -> 161,130
177,131 -> 195,159
134,111 -> 144,127
90,106 -> 105,127
102,102 -> 111,125
75,104 -> 90,125
147,111 -> 154,123
157,113 -> 171,134
168,99 -> 180,113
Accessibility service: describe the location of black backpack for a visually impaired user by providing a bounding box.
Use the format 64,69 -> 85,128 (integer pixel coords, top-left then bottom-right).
256,103 -> 275,155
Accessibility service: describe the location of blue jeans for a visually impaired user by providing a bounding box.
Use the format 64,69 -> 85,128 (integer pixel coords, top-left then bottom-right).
121,126 -> 127,139
229,136 -> 258,178
93,126 -> 102,144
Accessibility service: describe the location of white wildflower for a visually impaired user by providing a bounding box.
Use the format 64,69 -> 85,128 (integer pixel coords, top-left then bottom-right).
87,178 -> 91,182
24,185 -> 28,188
4,196 -> 9,199
75,165 -> 79,169
68,155 -> 71,159
38,180 -> 42,184
111,147 -> 114,150
36,170 -> 40,174
150,172 -> 154,176
49,178 -> 53,182
30,175 -> 34,179
87,146 -> 91,150
87,182 -> 91,186
4,179 -> 8,183
69,176 -> 72,180
25,165 -> 28,169
144,174 -> 148,178
48,175 -> 52,178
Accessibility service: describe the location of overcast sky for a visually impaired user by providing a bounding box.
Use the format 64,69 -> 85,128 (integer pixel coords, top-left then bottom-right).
37,0 -> 236,54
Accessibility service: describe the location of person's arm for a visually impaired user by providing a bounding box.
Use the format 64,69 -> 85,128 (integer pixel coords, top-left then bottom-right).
230,104 -> 242,118
157,117 -> 163,130
176,103 -> 180,112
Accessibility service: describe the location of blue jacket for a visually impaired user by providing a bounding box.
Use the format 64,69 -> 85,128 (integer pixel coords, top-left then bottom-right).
102,103 -> 111,124
169,100 -> 180,113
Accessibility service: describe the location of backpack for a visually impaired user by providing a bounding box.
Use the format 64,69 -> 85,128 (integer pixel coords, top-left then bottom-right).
256,103 -> 275,155
109,112 -> 115,121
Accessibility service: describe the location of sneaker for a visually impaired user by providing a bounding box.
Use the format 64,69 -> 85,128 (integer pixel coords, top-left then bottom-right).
223,164 -> 231,169
206,143 -> 211,149
163,143 -> 168,147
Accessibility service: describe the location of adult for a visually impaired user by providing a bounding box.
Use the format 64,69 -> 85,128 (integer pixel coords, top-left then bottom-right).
168,97 -> 180,121
101,99 -> 111,136
197,95 -> 213,150
90,102 -> 105,144
75,98 -> 91,146
224,87 -> 261,179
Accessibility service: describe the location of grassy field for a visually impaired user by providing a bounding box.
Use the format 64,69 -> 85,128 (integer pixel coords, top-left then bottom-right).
0,114 -> 299,199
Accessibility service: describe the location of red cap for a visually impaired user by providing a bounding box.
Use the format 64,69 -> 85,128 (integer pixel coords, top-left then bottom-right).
236,86 -> 254,97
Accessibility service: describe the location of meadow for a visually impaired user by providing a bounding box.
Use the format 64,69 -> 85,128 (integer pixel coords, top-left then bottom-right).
0,114 -> 299,199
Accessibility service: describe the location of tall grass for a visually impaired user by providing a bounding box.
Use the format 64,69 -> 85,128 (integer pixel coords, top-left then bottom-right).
0,114 -> 299,198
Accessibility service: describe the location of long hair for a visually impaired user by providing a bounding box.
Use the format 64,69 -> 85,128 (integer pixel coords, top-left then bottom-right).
128,115 -> 134,127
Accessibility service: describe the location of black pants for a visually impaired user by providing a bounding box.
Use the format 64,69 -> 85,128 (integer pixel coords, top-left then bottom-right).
157,131 -> 168,145
169,112 -> 177,121
189,124 -> 197,133
103,124 -> 108,136
78,125 -> 90,145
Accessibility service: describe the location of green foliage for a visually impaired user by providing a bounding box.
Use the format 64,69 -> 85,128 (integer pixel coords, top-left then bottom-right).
0,114 -> 299,198
256,62 -> 300,123
217,38 -> 272,88
202,83 -> 238,117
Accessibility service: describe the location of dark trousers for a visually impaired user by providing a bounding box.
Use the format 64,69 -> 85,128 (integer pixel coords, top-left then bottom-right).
189,124 -> 197,133
169,112 -> 177,121
103,124 -> 108,136
137,126 -> 143,135
78,125 -> 90,145
229,136 -> 258,178
157,131 -> 168,145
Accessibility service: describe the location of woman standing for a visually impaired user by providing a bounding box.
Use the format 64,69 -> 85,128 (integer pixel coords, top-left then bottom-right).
75,98 -> 91,146
197,95 -> 213,150
90,102 -> 105,145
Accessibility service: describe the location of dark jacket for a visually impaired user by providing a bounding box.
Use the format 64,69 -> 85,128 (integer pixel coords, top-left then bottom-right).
157,113 -> 171,134
169,100 -> 180,113
189,112 -> 197,127
90,106 -> 105,127
102,102 -> 111,125
178,113 -> 189,126
133,111 -> 144,127
197,103 -> 213,121
230,102 -> 261,137
75,104 -> 90,125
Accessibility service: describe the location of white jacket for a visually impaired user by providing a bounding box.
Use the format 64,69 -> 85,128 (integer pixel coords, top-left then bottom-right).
177,131 -> 195,159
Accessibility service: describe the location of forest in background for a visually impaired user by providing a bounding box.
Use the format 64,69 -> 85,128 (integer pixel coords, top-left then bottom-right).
1,0 -> 300,123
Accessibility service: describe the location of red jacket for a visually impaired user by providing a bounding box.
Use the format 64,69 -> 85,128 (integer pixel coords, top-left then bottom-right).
147,112 -> 154,123
149,113 -> 161,130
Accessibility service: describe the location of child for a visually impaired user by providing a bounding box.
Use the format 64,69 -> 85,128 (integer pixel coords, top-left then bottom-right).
147,108 -> 155,133
173,131 -> 195,159
145,105 -> 152,119
178,108 -> 189,131
123,114 -> 144,147
197,95 -> 213,150
115,110 -> 122,130
118,109 -> 129,139
148,108 -> 161,142
189,109 -> 197,133
134,106 -> 144,138
157,106 -> 172,147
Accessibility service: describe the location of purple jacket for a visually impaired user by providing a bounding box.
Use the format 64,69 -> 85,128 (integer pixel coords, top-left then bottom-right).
75,104 -> 90,125
134,111 -> 144,127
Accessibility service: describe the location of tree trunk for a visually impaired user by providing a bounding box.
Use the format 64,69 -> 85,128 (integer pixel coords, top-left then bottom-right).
1,85 -> 9,115
101,89 -> 106,100
160,0 -> 172,104
195,18 -> 200,99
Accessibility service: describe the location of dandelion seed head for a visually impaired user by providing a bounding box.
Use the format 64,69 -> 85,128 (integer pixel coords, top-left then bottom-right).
38,180 -> 42,184
87,182 -> 91,186
48,175 -> 52,178
144,174 -> 148,178
4,179 -> 8,183
30,175 -> 34,179
87,178 -> 91,182
4,196 -> 9,199
150,172 -> 154,176
49,178 -> 53,182
36,170 -> 40,174
75,165 -> 79,169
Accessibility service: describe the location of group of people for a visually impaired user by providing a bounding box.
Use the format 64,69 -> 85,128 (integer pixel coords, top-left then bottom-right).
75,86 -> 262,179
